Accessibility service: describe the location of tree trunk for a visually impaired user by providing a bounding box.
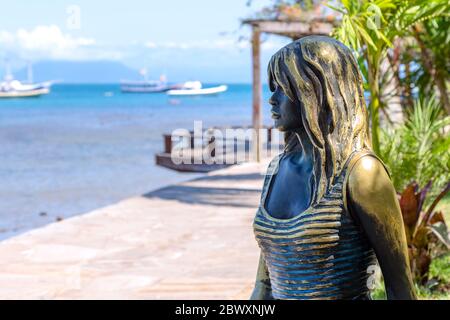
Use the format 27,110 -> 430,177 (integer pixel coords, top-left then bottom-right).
367,55 -> 381,155
370,88 -> 381,155
389,39 -> 410,114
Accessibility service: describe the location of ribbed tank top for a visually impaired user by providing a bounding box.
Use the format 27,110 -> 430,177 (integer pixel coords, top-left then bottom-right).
253,150 -> 381,300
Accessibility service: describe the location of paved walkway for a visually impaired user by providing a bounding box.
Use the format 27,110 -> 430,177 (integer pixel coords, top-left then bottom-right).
0,161 -> 269,299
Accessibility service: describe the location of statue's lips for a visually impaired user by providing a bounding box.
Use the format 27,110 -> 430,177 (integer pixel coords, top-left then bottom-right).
271,112 -> 281,119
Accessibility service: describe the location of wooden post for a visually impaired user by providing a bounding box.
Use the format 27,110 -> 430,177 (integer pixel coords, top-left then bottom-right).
164,134 -> 172,154
252,25 -> 262,162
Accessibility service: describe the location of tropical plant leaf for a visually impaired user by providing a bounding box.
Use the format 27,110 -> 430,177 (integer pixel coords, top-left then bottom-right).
412,225 -> 430,249
379,96 -> 450,198
416,247 -> 432,278
429,222 -> 450,249
428,211 -> 446,225
418,180 -> 432,210
400,182 -> 420,228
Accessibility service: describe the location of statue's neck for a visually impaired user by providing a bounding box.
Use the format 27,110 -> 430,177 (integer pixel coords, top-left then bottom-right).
286,129 -> 314,162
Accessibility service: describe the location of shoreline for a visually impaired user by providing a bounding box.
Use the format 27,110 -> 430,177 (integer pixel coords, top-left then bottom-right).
0,168 -> 204,242
0,160 -> 269,299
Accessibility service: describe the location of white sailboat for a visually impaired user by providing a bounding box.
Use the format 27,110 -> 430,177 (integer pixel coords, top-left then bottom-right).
0,62 -> 52,98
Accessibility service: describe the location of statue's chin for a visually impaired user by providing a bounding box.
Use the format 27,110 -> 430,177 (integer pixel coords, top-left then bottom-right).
274,124 -> 287,132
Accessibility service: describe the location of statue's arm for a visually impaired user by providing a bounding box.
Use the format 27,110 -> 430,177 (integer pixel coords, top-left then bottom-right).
250,253 -> 274,300
347,156 -> 417,300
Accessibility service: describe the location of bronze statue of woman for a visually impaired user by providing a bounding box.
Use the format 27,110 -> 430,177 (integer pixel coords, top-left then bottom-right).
251,36 -> 416,300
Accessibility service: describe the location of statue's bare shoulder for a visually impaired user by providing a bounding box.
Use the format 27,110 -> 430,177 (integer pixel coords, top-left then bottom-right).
347,155 -> 401,223
348,155 -> 395,204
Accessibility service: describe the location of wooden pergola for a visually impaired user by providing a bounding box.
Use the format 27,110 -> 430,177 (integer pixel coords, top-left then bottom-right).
242,17 -> 336,161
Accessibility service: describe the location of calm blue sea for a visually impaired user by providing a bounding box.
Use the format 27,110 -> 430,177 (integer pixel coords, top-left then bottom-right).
0,84 -> 273,240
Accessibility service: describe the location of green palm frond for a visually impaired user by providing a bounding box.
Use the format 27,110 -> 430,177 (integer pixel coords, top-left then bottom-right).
380,96 -> 450,197
329,0 -> 397,53
394,0 -> 450,33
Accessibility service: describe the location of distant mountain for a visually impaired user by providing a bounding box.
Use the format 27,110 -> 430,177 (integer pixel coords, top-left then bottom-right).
13,60 -> 141,83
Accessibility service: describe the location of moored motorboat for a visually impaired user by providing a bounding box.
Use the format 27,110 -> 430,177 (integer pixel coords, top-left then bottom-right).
120,69 -> 174,93
120,80 -> 170,93
0,87 -> 50,98
0,79 -> 51,98
0,62 -> 52,98
166,81 -> 227,96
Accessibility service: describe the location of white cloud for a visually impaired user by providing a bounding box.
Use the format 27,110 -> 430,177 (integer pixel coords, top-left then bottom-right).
15,25 -> 95,51
0,24 -> 289,76
0,25 -> 122,61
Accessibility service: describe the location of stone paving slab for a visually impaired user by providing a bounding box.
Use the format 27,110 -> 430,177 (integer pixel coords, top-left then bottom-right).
0,161 -> 269,299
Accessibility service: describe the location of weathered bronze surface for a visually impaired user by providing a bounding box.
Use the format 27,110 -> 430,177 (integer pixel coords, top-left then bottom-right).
251,36 -> 416,300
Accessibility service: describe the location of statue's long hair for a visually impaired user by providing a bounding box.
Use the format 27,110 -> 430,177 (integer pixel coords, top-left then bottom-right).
268,36 -> 371,203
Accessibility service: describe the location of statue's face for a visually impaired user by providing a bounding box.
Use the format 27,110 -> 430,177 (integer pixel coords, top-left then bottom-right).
269,85 -> 302,132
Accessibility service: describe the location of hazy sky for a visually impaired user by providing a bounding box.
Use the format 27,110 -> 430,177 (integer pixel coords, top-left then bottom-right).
0,0 -> 292,82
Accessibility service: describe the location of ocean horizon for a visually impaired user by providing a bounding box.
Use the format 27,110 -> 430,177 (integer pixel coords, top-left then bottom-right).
0,83 -> 273,240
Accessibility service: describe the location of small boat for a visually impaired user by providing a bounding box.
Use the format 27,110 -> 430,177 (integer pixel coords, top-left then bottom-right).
0,62 -> 52,98
0,88 -> 50,98
120,69 -> 174,93
166,81 -> 227,96
120,80 -> 170,93
0,80 -> 51,98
